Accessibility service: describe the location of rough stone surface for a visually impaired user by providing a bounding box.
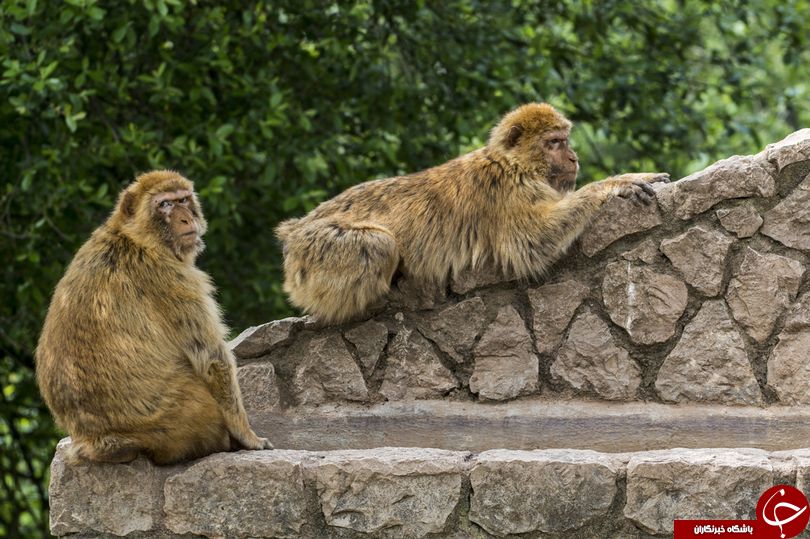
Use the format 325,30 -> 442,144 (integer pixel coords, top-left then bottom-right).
656,300 -> 762,404
470,305 -> 538,401
237,362 -> 281,413
389,275 -> 447,310
655,155 -> 775,220
621,239 -> 662,264
624,449 -> 773,535
164,451 -> 308,538
469,450 -> 620,536
764,128 -> 810,171
726,247 -> 804,342
49,440 -> 162,536
601,261 -> 688,344
552,309 -> 641,400
762,173 -> 810,251
768,331 -> 810,405
580,194 -> 663,256
229,317 -> 302,360
381,324 -> 458,400
528,280 -> 589,354
418,297 -> 488,362
659,226 -> 734,296
292,333 -> 368,405
783,292 -> 810,331
794,454 -> 810,505
306,448 -> 469,537
768,293 -> 810,404
716,205 -> 763,238
344,320 -> 388,373
450,265 -> 502,294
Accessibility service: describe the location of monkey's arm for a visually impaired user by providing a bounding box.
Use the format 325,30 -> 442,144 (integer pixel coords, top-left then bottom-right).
190,344 -> 273,450
498,173 -> 669,277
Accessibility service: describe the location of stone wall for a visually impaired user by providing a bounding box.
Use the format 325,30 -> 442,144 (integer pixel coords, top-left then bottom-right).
49,129 -> 810,538
48,440 -> 810,538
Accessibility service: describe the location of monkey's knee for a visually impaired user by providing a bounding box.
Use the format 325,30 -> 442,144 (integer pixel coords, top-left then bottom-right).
283,220 -> 399,323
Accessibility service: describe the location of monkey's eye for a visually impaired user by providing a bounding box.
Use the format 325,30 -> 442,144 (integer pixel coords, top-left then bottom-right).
159,200 -> 173,210
178,197 -> 190,205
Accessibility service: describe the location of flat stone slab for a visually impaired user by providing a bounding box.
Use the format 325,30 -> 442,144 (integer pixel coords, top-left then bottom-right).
249,399 -> 810,453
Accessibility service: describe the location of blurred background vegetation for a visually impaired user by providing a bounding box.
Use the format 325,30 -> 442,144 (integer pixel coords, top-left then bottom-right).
1,0 -> 808,536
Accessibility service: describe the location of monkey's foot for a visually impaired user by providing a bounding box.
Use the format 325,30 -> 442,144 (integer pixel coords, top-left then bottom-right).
236,434 -> 274,450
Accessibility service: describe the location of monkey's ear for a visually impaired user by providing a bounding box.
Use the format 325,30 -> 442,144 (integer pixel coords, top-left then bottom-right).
119,191 -> 137,219
505,125 -> 524,148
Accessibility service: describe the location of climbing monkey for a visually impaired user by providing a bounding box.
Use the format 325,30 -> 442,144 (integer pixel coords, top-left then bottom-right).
277,103 -> 669,324
36,170 -> 272,465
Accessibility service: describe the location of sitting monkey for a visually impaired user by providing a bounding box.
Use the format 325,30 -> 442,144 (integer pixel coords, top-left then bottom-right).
36,170 -> 271,464
277,103 -> 668,324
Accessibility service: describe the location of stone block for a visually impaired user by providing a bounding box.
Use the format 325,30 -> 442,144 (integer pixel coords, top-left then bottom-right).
528,280 -> 589,354
470,305 -> 538,400
656,300 -> 761,404
624,449 -> 773,535
306,448 -> 469,537
469,449 -> 621,536
656,155 -> 775,220
552,309 -> 641,400
164,451 -> 309,538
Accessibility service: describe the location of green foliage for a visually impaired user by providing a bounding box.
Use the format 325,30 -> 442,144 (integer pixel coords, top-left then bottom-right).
1,0 -> 808,535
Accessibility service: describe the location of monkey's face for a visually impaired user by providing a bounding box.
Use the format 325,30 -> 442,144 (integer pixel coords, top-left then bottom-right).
152,189 -> 205,259
543,129 -> 579,193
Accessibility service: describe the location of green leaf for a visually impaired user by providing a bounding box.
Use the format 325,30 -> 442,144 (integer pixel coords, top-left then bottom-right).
10,23 -> 31,36
215,124 -> 234,139
88,6 -> 105,21
112,23 -> 129,43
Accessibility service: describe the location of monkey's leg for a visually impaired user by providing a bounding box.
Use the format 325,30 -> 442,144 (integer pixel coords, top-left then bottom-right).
199,347 -> 273,452
282,219 -> 399,324
140,381 -> 233,465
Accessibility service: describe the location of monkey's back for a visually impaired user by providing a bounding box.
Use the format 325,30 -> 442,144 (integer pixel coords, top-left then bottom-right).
36,228 -> 218,436
280,150 -> 510,281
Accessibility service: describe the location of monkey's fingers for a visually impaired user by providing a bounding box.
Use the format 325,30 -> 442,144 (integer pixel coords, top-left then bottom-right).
632,180 -> 657,197
633,186 -> 654,204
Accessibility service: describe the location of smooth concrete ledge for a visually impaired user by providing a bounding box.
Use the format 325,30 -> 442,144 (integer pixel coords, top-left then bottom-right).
252,399 -> 810,453
49,440 -> 810,538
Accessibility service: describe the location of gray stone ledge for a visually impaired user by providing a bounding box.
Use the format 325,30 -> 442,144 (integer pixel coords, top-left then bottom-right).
249,399 -> 810,453
51,440 -> 810,538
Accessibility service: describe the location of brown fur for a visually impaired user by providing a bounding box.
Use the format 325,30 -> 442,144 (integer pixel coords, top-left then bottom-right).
36,170 -> 271,465
277,103 -> 669,324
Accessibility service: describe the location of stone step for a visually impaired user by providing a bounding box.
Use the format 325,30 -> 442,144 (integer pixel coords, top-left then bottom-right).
50,439 -> 810,538
248,399 -> 810,453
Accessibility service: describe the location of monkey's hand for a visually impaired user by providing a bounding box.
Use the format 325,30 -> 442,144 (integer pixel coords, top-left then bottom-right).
610,172 -> 670,204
